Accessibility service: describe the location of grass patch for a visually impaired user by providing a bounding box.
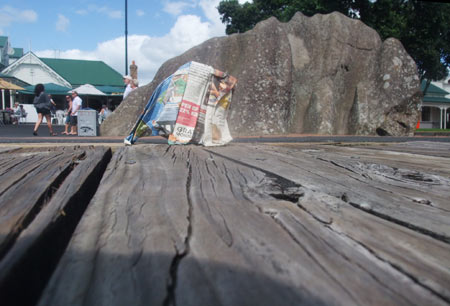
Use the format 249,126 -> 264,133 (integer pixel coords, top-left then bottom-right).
416,128 -> 450,132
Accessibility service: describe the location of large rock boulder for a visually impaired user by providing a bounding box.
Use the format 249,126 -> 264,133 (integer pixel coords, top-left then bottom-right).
101,12 -> 421,137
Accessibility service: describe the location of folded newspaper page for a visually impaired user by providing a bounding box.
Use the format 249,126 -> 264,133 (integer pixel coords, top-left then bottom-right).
124,61 -> 237,146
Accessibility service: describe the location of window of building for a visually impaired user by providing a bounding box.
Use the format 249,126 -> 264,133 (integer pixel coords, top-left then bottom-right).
421,106 -> 431,121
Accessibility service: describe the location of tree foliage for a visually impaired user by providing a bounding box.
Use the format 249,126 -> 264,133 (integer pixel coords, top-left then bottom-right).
218,0 -> 450,82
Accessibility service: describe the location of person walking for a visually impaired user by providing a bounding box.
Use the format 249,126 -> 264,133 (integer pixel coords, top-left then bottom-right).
69,91 -> 82,135
32,84 -> 57,136
62,95 -> 72,135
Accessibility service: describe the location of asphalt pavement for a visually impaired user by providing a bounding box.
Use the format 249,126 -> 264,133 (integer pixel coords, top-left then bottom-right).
1,122 -> 449,145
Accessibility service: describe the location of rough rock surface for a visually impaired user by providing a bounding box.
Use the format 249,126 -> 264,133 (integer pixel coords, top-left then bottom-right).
101,12 -> 421,137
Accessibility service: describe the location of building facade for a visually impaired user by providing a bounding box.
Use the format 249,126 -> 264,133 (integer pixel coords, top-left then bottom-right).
1,51 -> 125,115
2,52 -> 124,88
2,52 -> 72,87
420,78 -> 450,129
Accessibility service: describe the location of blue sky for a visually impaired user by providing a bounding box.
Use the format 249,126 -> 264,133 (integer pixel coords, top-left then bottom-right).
0,0 -> 249,84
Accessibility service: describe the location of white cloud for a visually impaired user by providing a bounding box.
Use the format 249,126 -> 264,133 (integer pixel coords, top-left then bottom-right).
36,1 -> 226,85
21,10 -> 38,22
0,5 -> 37,28
101,8 -> 122,19
56,14 -> 70,32
199,0 -> 227,37
35,49 -> 98,61
75,9 -> 88,16
77,5 -> 122,19
136,9 -> 145,17
163,1 -> 196,16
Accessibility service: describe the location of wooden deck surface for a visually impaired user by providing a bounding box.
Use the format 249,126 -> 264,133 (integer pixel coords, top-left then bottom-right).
0,142 -> 449,306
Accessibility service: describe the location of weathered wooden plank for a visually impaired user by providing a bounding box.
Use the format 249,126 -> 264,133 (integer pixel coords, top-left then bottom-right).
176,147 -> 448,306
293,190 -> 450,302
211,144 -> 450,243
0,146 -> 20,155
305,142 -> 450,178
0,146 -> 81,182
356,141 -> 450,158
0,149 -> 81,259
0,146 -> 111,305
293,144 -> 450,211
38,145 -> 191,306
0,151 -> 64,196
38,144 -> 449,306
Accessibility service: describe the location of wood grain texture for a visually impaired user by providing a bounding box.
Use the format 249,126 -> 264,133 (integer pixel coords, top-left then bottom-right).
0,146 -> 112,305
38,143 -> 450,306
38,145 -> 191,306
356,141 -> 450,158
0,148 -> 80,259
0,147 -> 20,155
211,143 -> 450,242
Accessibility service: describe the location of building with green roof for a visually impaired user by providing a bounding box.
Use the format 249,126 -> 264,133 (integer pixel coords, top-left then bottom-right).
420,79 -> 450,129
1,52 -> 125,111
40,57 -> 123,87
1,52 -> 123,89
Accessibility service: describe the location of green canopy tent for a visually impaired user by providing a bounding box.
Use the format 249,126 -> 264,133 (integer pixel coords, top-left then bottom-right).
18,83 -> 72,95
95,85 -> 125,110
18,83 -> 72,110
95,85 -> 124,96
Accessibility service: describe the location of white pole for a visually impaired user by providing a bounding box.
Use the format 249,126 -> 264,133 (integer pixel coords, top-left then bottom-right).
1,89 -> 5,109
9,90 -> 13,108
125,0 -> 128,75
445,108 -> 448,130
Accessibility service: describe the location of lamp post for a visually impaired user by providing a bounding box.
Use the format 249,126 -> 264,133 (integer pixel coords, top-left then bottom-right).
125,0 -> 128,76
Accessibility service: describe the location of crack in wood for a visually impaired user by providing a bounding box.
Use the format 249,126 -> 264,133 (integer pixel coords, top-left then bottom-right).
315,156 -> 365,177
0,153 -> 65,198
297,201 -> 334,226
295,191 -> 449,304
342,233 -> 450,304
0,147 -> 112,306
0,154 -> 77,260
206,149 -> 303,187
263,209 -> 359,304
211,146 -> 450,247
412,198 -> 433,206
341,197 -> 450,244
163,161 -> 193,306
320,226 -> 422,305
206,150 -> 305,205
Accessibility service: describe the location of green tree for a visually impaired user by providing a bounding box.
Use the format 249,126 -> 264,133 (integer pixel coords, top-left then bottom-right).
217,0 -> 450,87
218,0 -> 351,33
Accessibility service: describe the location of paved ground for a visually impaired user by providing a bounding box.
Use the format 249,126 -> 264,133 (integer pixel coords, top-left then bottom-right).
0,123 -> 144,145
1,123 -> 450,145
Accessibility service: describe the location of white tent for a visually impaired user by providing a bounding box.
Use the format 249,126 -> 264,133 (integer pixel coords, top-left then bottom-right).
70,84 -> 106,96
70,84 -> 106,108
